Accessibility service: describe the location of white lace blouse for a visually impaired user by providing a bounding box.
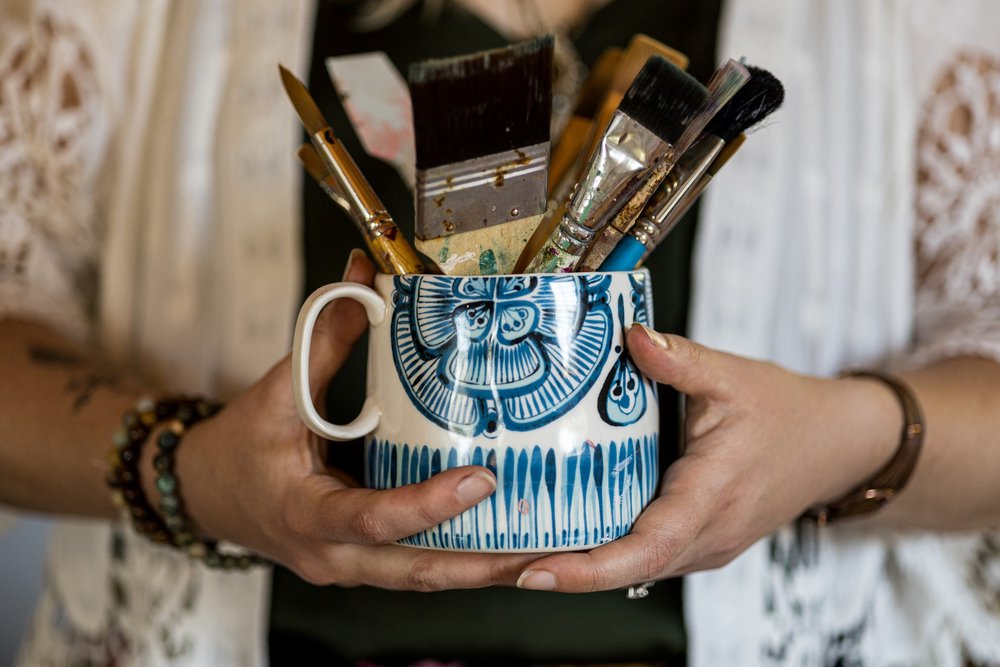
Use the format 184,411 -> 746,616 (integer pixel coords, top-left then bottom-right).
688,1 -> 1000,665
1,0 -> 999,665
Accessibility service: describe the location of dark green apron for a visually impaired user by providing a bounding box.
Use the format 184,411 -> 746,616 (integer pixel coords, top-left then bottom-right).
270,2 -> 722,664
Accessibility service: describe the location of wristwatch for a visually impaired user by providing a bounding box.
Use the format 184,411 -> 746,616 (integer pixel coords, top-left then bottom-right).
803,370 -> 926,526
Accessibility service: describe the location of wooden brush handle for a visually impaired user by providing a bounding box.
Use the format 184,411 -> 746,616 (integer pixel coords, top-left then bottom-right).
366,219 -> 426,274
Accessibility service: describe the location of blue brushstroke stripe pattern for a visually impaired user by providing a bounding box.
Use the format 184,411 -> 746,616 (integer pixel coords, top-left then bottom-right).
365,436 -> 659,551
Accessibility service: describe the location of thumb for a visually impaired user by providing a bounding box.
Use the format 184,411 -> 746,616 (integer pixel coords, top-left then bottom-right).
627,323 -> 734,398
308,248 -> 376,397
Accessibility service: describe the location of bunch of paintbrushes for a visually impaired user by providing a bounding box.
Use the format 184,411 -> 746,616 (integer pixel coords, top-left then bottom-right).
278,34 -> 783,277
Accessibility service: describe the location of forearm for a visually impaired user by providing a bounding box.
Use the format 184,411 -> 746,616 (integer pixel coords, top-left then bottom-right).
0,319 -> 150,518
875,356 -> 1000,529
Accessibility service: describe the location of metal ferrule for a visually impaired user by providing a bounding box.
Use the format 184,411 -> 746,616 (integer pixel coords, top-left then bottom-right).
312,129 -> 389,232
630,134 -> 724,250
630,215 -> 660,250
415,143 -> 548,240
561,111 -> 669,245
314,177 -> 352,214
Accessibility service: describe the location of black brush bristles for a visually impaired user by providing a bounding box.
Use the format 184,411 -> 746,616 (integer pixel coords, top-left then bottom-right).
618,55 -> 708,146
705,65 -> 785,142
410,36 -> 554,170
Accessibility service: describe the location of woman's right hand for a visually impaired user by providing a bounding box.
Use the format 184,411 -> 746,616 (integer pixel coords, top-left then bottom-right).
173,250 -> 534,588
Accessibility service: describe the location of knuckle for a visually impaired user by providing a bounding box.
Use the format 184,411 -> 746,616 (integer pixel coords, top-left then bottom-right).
684,339 -> 705,366
707,536 -> 749,570
348,504 -> 393,544
404,556 -> 448,592
290,550 -> 363,588
289,557 -> 337,586
638,533 -> 677,579
411,491 -> 448,528
582,561 -> 608,593
281,495 -> 314,542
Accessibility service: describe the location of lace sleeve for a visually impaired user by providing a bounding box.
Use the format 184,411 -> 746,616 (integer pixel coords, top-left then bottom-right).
0,11 -> 107,341
911,50 -> 1000,366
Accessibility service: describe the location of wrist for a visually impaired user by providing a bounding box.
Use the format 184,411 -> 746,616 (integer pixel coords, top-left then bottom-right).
813,375 -> 902,506
121,396 -> 261,568
805,370 -> 927,525
149,415 -> 223,540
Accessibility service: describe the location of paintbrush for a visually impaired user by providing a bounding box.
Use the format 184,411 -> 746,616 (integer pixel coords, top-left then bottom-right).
409,36 -> 553,276
279,64 -> 425,275
576,58 -> 750,271
326,52 -> 416,190
514,35 -> 689,274
298,143 -> 353,214
578,35 -> 689,180
523,55 -> 707,273
548,47 -> 622,199
600,65 -> 784,271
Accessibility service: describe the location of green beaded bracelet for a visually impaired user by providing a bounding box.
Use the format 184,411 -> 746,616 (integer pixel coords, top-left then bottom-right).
107,396 -> 264,570
151,398 -> 265,570
107,397 -> 188,546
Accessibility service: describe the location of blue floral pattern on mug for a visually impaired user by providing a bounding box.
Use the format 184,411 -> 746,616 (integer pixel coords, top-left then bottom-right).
391,274 -> 614,436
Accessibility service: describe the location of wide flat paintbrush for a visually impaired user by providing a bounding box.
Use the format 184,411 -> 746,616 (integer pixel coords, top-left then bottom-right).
514,34 -> 689,274
580,35 -> 688,169
279,64 -> 425,275
576,58 -> 750,271
547,47 -> 622,199
523,55 -> 707,273
600,66 -> 785,271
410,36 -> 553,276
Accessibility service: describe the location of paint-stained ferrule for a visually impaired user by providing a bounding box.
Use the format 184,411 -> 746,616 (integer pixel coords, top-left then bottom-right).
415,143 -> 549,241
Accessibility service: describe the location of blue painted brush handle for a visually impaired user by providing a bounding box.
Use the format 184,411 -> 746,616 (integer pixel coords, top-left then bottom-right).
599,236 -> 646,271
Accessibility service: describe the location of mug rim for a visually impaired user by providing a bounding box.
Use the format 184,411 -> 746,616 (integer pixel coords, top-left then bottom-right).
371,266 -> 651,284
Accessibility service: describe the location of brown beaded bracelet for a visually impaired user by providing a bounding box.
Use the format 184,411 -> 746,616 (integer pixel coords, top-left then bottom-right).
107,397 -> 187,545
107,396 -> 264,570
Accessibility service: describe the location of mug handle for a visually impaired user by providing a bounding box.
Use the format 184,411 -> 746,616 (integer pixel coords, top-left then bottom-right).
292,282 -> 387,440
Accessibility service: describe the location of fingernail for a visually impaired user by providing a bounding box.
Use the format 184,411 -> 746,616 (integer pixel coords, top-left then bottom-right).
632,322 -> 669,350
456,471 -> 496,505
342,248 -> 366,281
517,569 -> 557,591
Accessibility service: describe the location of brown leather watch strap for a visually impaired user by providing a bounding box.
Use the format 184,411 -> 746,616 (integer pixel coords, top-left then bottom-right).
804,369 -> 926,525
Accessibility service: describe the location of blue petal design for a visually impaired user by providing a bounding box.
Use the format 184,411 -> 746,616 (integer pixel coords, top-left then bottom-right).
374,437 -> 659,550
598,294 -> 647,426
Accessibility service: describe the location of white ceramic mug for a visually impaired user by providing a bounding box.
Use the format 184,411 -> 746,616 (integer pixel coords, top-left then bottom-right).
293,270 -> 659,552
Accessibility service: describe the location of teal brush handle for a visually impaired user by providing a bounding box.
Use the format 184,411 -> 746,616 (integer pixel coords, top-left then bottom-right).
599,235 -> 646,271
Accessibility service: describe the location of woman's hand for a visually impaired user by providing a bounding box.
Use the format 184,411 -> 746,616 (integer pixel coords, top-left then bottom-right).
174,249 -> 533,588
516,323 -> 901,592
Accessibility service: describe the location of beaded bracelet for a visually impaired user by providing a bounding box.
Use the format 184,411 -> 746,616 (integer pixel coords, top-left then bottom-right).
107,397 -> 187,545
152,398 -> 264,570
107,396 -> 264,570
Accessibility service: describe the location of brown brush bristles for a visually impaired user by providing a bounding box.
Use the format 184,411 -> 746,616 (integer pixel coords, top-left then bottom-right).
409,36 -> 554,170
278,64 -> 328,135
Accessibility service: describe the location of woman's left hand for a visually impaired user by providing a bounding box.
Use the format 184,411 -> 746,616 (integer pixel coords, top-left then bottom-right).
516,323 -> 901,592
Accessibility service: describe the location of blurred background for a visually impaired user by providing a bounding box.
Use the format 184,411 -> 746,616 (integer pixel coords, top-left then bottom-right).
0,518 -> 47,665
